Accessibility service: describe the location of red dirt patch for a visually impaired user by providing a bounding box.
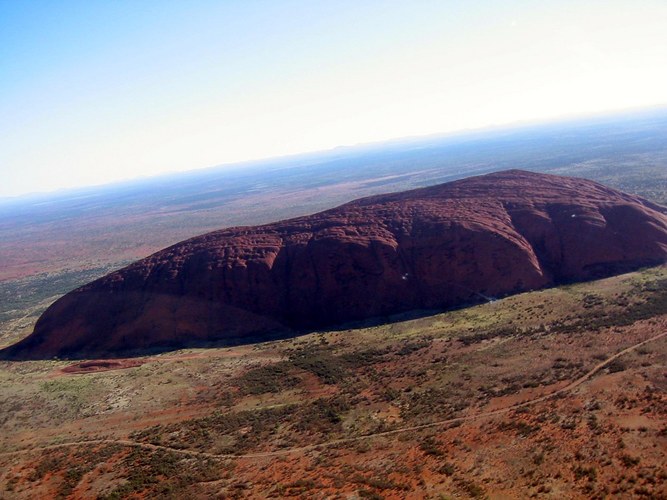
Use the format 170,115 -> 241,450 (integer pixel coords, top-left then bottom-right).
61,359 -> 144,374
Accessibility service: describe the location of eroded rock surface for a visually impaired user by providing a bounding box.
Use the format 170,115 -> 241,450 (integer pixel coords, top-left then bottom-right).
4,170 -> 667,359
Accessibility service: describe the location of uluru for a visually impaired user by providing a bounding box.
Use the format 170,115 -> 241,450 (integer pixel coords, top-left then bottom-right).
3,169 -> 667,360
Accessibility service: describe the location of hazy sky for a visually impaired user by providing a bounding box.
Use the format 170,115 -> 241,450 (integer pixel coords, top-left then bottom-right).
2,0 -> 666,198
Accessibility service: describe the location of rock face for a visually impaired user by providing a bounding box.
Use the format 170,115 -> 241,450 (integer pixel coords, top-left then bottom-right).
3,170 -> 667,359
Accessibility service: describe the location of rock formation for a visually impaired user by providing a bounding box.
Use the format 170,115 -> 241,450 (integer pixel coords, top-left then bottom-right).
3,170 -> 667,359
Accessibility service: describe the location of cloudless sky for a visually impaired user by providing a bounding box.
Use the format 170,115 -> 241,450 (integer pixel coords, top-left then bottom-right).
1,0 -> 666,198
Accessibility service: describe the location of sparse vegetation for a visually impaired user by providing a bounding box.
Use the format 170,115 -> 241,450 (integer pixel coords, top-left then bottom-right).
498,419 -> 541,437
2,265 -> 667,497
236,362 -> 299,395
100,448 -> 221,499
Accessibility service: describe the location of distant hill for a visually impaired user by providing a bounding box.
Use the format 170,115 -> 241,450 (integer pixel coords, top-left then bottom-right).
3,169 -> 666,360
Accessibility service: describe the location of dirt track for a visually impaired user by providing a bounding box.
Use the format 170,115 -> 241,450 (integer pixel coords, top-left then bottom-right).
2,330 -> 665,460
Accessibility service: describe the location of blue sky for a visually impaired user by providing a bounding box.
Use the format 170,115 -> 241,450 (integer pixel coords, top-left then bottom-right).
1,0 -> 666,198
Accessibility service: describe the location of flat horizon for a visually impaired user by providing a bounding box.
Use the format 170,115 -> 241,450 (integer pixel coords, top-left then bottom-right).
2,103 -> 665,203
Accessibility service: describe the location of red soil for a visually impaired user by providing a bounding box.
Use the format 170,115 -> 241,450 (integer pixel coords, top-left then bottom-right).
61,360 -> 145,374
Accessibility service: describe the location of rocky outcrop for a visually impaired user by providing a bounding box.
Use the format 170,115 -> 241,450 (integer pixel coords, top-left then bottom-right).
3,170 -> 667,359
